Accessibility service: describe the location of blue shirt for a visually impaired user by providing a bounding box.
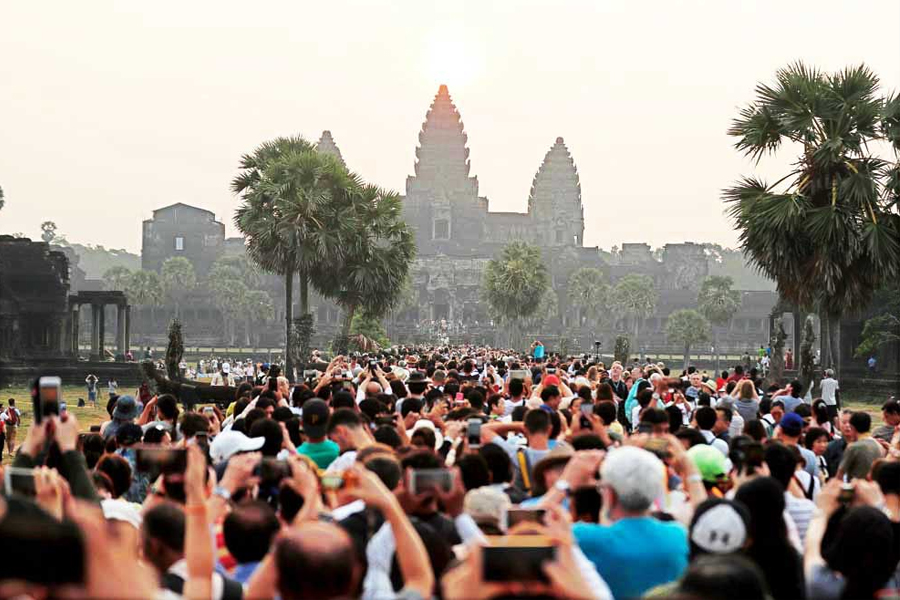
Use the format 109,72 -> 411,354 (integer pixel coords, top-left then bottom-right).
232,561 -> 261,585
573,517 -> 688,599
533,344 -> 545,359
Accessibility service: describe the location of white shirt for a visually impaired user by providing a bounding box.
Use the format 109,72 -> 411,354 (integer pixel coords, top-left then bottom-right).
700,430 -> 730,457
820,378 -> 839,406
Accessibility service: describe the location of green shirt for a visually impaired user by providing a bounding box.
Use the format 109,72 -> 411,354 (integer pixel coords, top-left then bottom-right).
297,440 -> 340,469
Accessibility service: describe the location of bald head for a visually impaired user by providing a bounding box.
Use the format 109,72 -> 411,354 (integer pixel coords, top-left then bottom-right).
365,381 -> 383,397
275,522 -> 360,600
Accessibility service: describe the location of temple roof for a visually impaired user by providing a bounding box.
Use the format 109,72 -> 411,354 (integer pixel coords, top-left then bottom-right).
528,137 -> 582,213
316,130 -> 346,167
412,85 -> 472,181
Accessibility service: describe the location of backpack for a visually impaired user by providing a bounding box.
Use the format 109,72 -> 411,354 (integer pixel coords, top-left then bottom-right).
7,409 -> 18,426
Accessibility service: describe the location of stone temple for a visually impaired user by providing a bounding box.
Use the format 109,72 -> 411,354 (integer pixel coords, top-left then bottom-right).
398,85 -> 602,325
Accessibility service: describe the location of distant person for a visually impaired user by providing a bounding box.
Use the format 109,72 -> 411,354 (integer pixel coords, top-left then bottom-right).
867,355 -> 877,374
108,377 -> 118,400
819,369 -> 839,419
85,373 -> 99,408
531,340 -> 545,362
1,399 -> 21,456
785,349 -> 794,371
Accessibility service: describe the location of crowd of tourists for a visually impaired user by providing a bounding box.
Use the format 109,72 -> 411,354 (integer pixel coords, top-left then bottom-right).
3,343 -> 900,599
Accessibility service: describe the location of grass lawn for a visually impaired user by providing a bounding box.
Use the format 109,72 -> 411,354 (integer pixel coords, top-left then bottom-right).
0,384 -> 889,465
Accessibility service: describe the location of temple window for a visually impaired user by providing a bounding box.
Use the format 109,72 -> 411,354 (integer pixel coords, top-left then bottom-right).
433,219 -> 450,240
174,236 -> 184,251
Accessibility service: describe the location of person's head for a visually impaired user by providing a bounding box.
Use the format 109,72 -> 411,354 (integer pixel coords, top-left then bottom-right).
539,385 -> 561,409
713,407 -> 732,435
733,476 -> 787,545
821,506 -> 897,600
881,400 -> 900,427
639,408 -> 669,436
301,399 -> 330,441
249,418 -> 284,457
523,408 -> 552,438
373,425 -> 402,448
223,500 -> 280,566
274,522 -> 361,600
156,394 -> 180,422
678,555 -> 767,600
595,401 -> 617,426
763,442 -> 796,490
849,411 -> 872,438
180,412 -> 211,440
141,502 -> 185,573
456,453 -> 491,491
327,408 -> 364,452
787,379 -> 803,397
688,499 -> 751,560
463,487 -> 511,535
695,406 -> 717,431
770,400 -> 785,424
599,446 -> 665,518
839,409 -> 855,439
689,372 -> 702,388
875,461 -> 900,497
508,378 -> 525,399
478,443 -> 513,485
95,454 -> 132,499
742,419 -> 767,442
804,427 -> 829,456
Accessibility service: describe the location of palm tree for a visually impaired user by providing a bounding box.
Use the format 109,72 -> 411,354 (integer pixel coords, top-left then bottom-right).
103,266 -> 133,292
610,274 -> 657,354
160,257 -> 196,319
482,241 -> 550,349
234,136 -> 358,378
666,309 -> 711,371
328,185 -> 416,353
207,263 -> 248,346
725,62 -> 900,371
567,267 -> 609,328
698,275 -> 742,371
245,290 -> 275,346
128,269 -> 164,326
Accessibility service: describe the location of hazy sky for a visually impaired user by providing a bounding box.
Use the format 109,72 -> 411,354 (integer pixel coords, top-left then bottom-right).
1,0 -> 898,254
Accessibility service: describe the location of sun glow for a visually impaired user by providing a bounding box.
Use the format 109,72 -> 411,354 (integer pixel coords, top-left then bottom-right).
424,35 -> 483,92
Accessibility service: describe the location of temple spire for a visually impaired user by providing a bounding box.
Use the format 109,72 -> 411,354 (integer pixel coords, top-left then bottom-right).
529,137 -> 584,246
412,85 -> 472,183
316,130 -> 346,167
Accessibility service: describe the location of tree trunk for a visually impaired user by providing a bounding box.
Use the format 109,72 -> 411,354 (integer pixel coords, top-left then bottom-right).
336,304 -> 356,355
683,344 -> 690,371
633,317 -> 640,360
298,271 -> 310,315
284,270 -> 294,381
828,313 -> 841,375
244,315 -> 251,347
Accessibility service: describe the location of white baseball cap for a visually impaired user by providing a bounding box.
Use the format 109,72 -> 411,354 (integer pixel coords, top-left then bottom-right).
209,430 -> 264,463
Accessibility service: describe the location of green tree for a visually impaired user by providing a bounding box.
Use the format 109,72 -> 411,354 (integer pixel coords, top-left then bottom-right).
349,310 -> 390,350
482,241 -> 550,349
160,257 -> 196,318
128,270 -> 164,322
725,63 -> 900,372
40,221 -> 57,243
102,266 -> 133,293
567,267 -> 609,328
613,335 -> 630,366
245,290 -> 275,346
855,282 -> 900,359
698,275 -> 742,367
234,136 -> 358,378
522,289 -> 559,333
666,309 -> 711,370
207,263 -> 248,346
329,185 -> 416,353
610,274 -> 657,353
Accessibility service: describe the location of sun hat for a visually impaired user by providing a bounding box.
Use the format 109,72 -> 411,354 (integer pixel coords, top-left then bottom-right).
112,395 -> 141,421
464,487 -> 511,531
407,419 -> 444,450
209,430 -> 265,463
689,499 -> 749,555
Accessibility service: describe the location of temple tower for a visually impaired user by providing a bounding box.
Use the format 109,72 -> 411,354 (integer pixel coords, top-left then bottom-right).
528,137 -> 584,247
403,85 -> 486,257
316,130 -> 346,167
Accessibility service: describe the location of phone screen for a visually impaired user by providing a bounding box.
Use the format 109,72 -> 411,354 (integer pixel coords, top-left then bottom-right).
580,404 -> 594,416
4,467 -> 36,497
410,469 -> 453,495
467,418 -> 482,448
483,537 -> 555,583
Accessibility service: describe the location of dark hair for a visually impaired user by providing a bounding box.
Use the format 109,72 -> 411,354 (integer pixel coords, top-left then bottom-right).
763,443 -> 795,489
249,418 -> 284,457
595,401 -> 617,426
821,507 -> 897,600
811,399 -> 830,426
278,483 -> 304,523
275,528 -> 357,600
676,428 -> 707,448
332,391 -> 356,411
789,379 -> 804,397
679,555 -> 767,600
511,405 -> 528,423
180,412 -> 210,439
595,383 -> 613,402
223,500 -> 280,563
571,486 -> 603,523
373,426 -> 402,448
400,398 -> 424,418
256,397 -> 276,412
695,406 -> 717,430
666,405 -> 684,433
571,433 -> 605,451
81,433 -> 105,469
882,400 -> 900,415
743,420 -> 767,442
400,449 -> 442,471
524,408 -> 551,435
410,428 -> 436,450
716,406 -> 733,423
364,457 -> 403,491
143,502 -> 185,552
327,408 -> 363,433
758,398 -> 772,416
95,454 -> 132,499
640,408 -> 668,426
156,394 -> 180,421
850,412 -> 872,434
508,379 -> 525,398
804,427 -> 829,450
478,444 -> 513,484
540,385 -> 560,404
456,454 -> 490,490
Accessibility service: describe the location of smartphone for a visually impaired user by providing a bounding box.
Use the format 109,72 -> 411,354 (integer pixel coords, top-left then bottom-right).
35,376 -> 62,425
508,370 -> 529,381
409,468 -> 454,496
4,467 -> 36,497
839,483 -> 855,504
482,536 -> 556,583
580,404 -> 594,416
505,507 -> 546,530
89,425 -> 101,433
467,418 -> 482,449
546,368 -> 557,374
59,401 -> 67,414
302,369 -> 318,379
135,446 -> 187,475
375,415 -> 396,427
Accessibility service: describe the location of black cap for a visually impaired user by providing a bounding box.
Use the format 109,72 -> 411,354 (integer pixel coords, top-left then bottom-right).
302,399 -> 330,438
